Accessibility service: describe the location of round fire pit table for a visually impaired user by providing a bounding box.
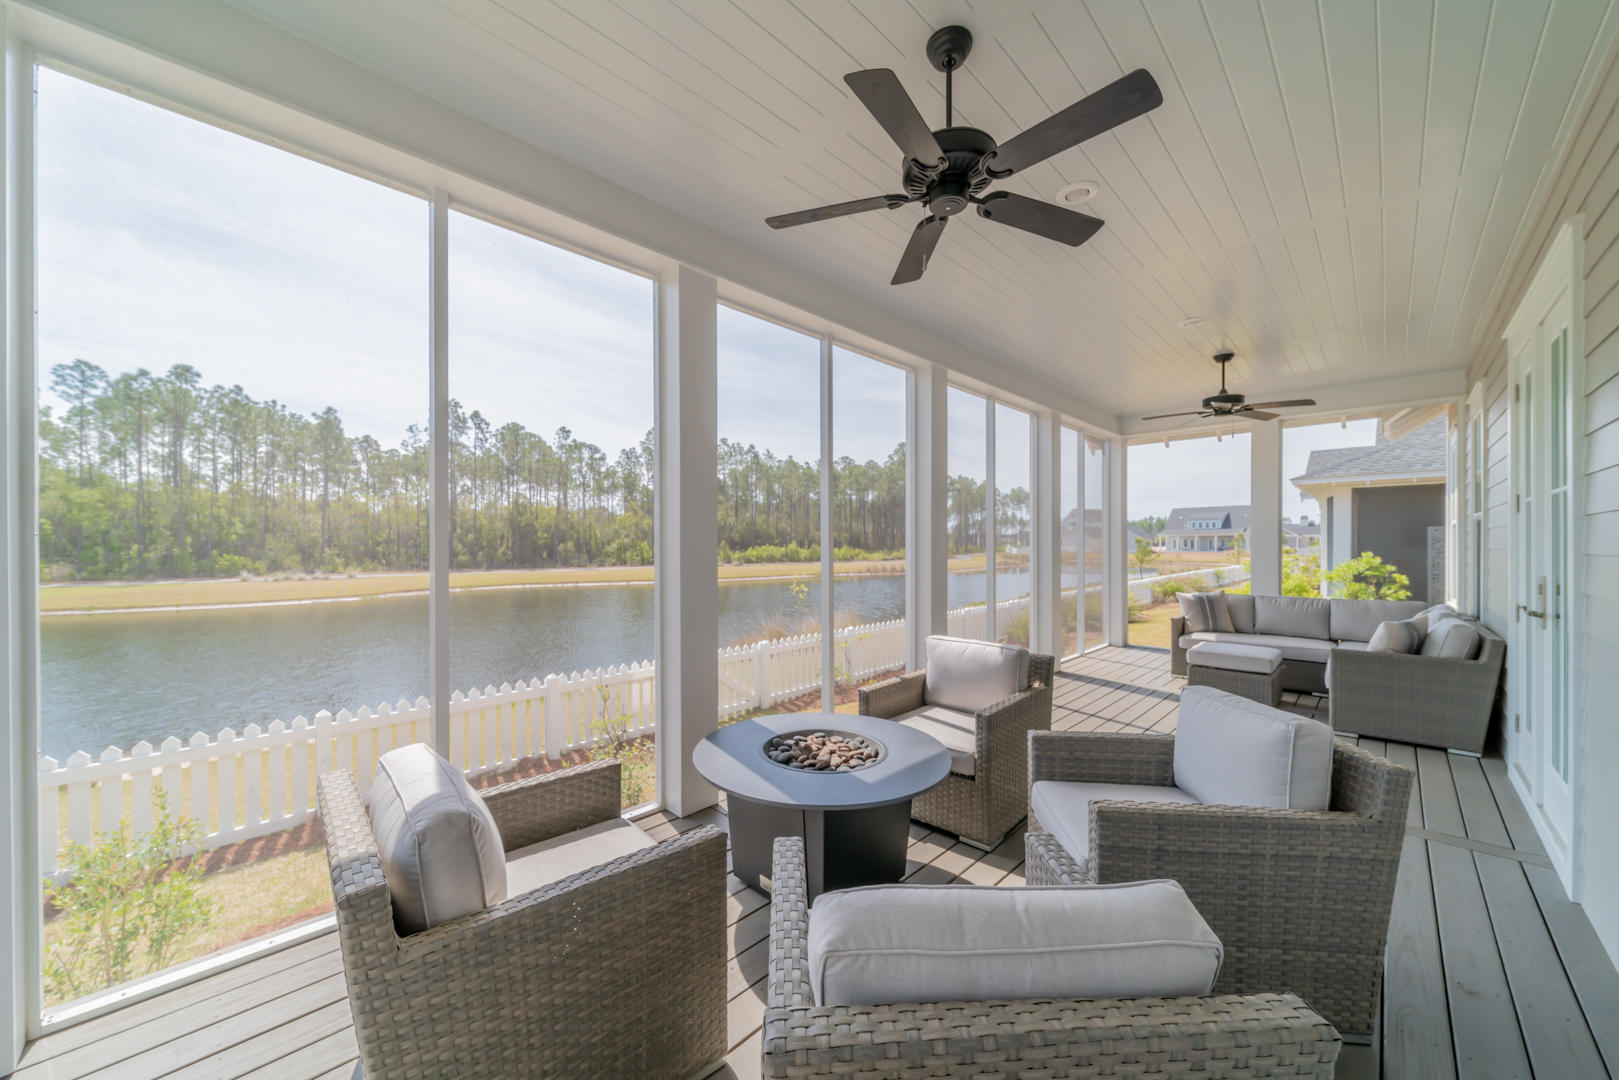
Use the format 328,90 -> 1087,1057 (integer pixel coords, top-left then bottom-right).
693,713 -> 951,898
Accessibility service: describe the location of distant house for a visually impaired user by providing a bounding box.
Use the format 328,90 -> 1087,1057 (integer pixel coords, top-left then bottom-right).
1282,520 -> 1320,550
1158,505 -> 1250,552
1291,417 -> 1448,601
1127,523 -> 1154,547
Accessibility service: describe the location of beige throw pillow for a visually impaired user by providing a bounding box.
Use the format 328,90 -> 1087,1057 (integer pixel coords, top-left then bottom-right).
1178,591 -> 1235,634
1368,619 -> 1424,654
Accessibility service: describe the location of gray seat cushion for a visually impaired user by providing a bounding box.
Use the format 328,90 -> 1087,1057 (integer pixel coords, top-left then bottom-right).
1030,779 -> 1197,874
1179,631 -> 1335,665
1329,599 -> 1429,643
1173,687 -> 1333,810
891,704 -> 976,776
1254,595 -> 1331,640
807,878 -> 1222,1007
369,744 -> 508,935
1186,640 -> 1282,674
506,817 -> 656,894
922,635 -> 1030,713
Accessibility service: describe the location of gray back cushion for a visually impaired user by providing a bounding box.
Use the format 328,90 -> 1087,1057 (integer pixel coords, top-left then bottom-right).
1368,619 -> 1424,653
1225,593 -> 1257,633
807,878 -> 1222,1007
1329,599 -> 1429,642
1419,618 -> 1484,660
1173,686 -> 1334,810
369,744 -> 508,935
923,636 -> 1030,713
1253,595 -> 1331,640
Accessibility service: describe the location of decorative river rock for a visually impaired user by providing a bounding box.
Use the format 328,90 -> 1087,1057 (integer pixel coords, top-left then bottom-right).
764,730 -> 882,772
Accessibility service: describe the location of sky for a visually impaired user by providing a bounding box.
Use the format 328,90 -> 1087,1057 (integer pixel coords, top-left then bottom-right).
37,66 -> 914,468
36,64 -> 1377,513
1127,418 -> 1382,523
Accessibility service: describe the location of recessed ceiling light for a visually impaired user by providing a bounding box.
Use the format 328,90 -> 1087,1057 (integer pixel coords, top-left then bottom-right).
1055,180 -> 1100,204
1178,316 -> 1204,328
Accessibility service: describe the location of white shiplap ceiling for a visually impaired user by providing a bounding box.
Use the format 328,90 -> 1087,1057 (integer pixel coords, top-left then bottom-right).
226,0 -> 1617,423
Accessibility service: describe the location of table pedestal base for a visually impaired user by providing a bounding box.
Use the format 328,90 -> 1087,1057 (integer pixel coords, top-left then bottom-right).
727,794 -> 912,899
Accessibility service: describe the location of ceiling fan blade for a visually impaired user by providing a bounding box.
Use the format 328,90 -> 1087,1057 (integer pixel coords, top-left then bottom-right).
988,68 -> 1163,177
767,195 -> 908,229
844,69 -> 946,168
1243,398 -> 1317,410
892,216 -> 948,284
976,192 -> 1104,245
1139,410 -> 1208,421
1243,410 -> 1280,422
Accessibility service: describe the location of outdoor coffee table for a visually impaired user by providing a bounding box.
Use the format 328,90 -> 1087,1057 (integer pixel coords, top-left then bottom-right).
693,713 -> 951,898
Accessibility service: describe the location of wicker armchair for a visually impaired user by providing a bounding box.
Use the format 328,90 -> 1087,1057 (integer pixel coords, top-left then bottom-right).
763,836 -> 1341,1078
859,651 -> 1053,848
1025,730 -> 1411,1037
317,759 -> 727,1080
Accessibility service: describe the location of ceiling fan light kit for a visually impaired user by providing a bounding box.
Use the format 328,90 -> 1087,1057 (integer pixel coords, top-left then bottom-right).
765,25 -> 1163,284
1139,351 -> 1317,424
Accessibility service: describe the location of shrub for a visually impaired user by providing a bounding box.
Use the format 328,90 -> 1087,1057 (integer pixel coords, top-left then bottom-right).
1151,579 -> 1187,604
1325,551 -> 1411,599
1282,549 -> 1322,597
43,793 -> 213,1001
588,687 -> 657,808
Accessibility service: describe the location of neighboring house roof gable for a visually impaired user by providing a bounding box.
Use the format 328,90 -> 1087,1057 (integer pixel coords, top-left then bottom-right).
1291,417 -> 1447,486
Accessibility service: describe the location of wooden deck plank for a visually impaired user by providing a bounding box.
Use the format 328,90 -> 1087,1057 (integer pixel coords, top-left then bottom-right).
15,933 -> 339,1069
1481,756 -> 1549,857
15,951 -> 345,1080
21,647 -> 1613,1080
1475,854 -> 1610,1078
1427,841 -> 1534,1078
1523,863 -> 1619,1075
1382,741 -> 1458,1080
1450,754 -> 1516,849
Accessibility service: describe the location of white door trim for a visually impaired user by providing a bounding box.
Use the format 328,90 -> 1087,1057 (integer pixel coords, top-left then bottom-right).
1502,217 -> 1587,895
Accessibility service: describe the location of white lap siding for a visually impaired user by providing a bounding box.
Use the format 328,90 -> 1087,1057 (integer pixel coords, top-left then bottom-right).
1466,39 -> 1619,958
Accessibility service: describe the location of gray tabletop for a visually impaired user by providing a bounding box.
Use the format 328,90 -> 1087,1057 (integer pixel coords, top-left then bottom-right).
693,713 -> 951,811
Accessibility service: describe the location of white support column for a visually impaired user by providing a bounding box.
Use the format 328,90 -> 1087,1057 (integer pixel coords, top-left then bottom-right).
1249,420 -> 1283,596
654,265 -> 719,816
1032,411 -> 1061,657
819,335 -> 834,707
1,25 -> 36,1065
909,365 -> 948,667
427,191 -> 451,758
1106,437 -> 1128,645
984,398 -> 996,638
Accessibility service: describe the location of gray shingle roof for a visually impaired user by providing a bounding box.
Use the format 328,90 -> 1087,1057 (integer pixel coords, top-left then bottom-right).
1162,505 -> 1250,534
1292,417 -> 1447,484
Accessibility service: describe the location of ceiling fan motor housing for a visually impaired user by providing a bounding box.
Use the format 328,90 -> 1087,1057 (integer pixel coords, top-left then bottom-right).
903,126 -> 995,216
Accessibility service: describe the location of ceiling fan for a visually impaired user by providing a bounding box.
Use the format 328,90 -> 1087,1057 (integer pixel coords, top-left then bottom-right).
1141,352 -> 1317,422
765,25 -> 1163,284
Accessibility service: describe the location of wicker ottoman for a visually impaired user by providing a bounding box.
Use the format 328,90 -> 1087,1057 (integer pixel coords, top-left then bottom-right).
1186,642 -> 1283,706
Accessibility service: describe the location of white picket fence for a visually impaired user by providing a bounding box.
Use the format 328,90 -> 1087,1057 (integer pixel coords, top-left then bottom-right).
1127,564 -> 1248,603
38,596 -> 1031,873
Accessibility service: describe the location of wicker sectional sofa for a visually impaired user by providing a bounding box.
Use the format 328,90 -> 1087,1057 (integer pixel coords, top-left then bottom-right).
1170,593 -> 1506,752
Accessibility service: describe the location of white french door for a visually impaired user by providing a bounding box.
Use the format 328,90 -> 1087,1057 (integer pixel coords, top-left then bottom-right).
1507,260 -> 1577,875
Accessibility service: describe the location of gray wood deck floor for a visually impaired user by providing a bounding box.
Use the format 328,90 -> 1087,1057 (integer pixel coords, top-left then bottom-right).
14,646 -> 1617,1079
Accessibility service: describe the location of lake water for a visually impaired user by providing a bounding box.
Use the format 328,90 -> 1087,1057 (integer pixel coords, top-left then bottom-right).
40,569 -> 1063,759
